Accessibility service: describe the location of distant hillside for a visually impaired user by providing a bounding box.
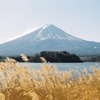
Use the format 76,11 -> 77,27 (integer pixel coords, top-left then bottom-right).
80,55 -> 100,62
29,51 -> 82,62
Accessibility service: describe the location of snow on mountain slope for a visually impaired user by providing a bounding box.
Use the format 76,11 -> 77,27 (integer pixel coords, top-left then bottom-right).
34,24 -> 82,41
10,24 -> 82,42
0,24 -> 100,56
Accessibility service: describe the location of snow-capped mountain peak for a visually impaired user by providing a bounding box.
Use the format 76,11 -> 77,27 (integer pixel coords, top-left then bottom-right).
34,24 -> 82,41
0,24 -> 100,56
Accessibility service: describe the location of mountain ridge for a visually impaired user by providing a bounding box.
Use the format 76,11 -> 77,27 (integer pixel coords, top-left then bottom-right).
0,24 -> 100,56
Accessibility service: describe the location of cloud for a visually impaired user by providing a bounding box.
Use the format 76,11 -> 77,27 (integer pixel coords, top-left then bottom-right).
0,39 -> 3,43
12,27 -> 38,39
1,27 -> 38,44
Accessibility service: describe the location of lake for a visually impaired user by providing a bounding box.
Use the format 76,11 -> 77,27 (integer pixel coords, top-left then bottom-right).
17,62 -> 100,73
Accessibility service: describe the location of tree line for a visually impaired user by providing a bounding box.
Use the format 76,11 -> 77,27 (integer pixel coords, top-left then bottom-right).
29,51 -> 82,62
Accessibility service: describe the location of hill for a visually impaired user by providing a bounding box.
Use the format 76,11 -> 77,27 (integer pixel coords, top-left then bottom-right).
29,51 -> 82,62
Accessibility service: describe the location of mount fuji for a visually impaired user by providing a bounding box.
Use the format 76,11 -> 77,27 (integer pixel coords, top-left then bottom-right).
0,24 -> 100,56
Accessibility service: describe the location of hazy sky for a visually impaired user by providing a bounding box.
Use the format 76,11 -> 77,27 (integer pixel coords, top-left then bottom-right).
0,0 -> 100,43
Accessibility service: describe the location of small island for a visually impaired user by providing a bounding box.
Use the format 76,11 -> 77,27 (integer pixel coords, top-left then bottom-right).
29,51 -> 82,62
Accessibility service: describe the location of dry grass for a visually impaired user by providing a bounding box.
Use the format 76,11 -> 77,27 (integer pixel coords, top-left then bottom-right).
0,56 -> 100,100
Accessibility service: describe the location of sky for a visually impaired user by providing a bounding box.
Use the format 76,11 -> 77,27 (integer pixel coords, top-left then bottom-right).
0,0 -> 100,43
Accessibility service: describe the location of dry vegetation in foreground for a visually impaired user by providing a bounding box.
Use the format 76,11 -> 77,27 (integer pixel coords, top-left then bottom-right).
0,56 -> 100,100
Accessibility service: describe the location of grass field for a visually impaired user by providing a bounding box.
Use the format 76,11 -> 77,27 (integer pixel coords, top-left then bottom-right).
0,56 -> 100,100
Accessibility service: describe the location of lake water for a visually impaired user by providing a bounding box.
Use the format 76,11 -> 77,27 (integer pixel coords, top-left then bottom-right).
18,62 -> 100,73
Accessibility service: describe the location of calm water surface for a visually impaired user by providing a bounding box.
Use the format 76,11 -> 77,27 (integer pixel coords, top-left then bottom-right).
18,62 -> 100,73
